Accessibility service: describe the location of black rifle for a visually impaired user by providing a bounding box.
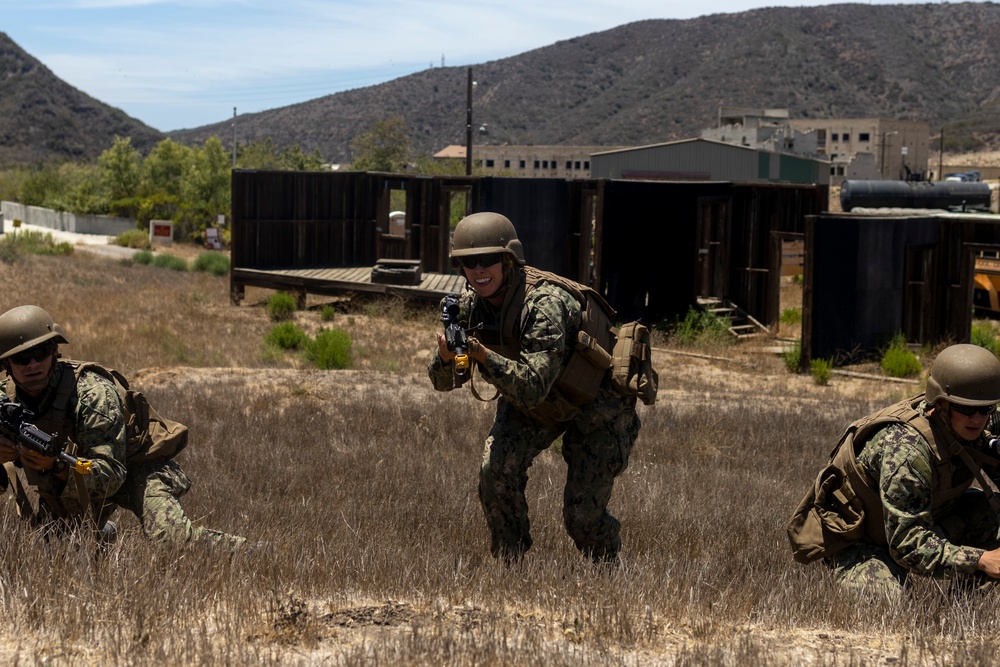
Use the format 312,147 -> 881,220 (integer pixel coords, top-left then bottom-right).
441,294 -> 477,382
0,398 -> 93,475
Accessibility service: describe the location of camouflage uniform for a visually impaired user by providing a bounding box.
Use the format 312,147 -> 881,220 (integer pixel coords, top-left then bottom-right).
2,361 -> 246,550
429,278 -> 641,562
826,400 -> 1000,599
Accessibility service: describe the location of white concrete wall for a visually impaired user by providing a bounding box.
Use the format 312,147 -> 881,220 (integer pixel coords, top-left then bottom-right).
0,201 -> 136,236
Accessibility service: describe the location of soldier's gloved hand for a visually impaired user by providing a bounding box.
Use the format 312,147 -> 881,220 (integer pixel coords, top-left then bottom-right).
0,434 -> 18,464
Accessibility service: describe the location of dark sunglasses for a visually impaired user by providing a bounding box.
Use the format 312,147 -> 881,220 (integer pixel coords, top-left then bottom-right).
951,403 -> 997,417
8,342 -> 56,366
458,253 -> 503,270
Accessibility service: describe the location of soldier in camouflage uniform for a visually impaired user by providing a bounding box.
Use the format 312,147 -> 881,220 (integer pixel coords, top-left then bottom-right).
428,213 -> 641,563
792,344 -> 1000,600
0,305 -> 249,551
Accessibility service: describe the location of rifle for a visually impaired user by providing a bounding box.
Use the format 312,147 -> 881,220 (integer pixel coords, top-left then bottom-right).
0,398 -> 93,475
441,294 -> 481,382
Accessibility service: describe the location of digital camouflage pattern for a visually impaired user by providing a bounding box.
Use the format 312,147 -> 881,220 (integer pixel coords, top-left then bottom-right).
113,459 -> 248,549
827,403 -> 1000,599
430,282 -> 579,408
429,277 -> 640,562
3,362 -> 246,550
3,365 -> 127,516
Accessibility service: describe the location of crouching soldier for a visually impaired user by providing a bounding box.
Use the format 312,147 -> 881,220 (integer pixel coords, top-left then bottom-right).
0,305 -> 252,552
428,212 -> 647,564
788,343 -> 1000,599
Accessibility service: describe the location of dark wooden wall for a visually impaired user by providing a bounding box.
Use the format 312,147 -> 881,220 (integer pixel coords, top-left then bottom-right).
231,170 -> 825,325
231,170 -> 379,269
803,213 -> 1000,364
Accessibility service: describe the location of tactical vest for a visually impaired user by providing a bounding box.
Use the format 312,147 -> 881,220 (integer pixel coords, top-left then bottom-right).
471,266 -> 616,424
787,395 -> 996,563
3,360 -> 189,522
3,361 -> 100,520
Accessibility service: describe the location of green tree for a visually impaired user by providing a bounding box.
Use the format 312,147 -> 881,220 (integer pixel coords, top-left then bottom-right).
17,164 -> 67,208
97,136 -> 142,217
139,139 -> 194,223
236,137 -> 285,170
235,138 -> 325,171
348,115 -> 412,172
53,163 -> 103,214
182,137 -> 232,231
142,139 -> 192,198
280,144 -> 325,171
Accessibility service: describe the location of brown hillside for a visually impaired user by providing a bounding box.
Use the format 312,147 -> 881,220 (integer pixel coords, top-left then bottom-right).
169,2 -> 1000,164
0,32 -> 163,165
4,3 -> 1000,166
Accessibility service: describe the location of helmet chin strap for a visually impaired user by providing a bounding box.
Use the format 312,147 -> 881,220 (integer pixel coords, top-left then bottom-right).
495,258 -> 514,296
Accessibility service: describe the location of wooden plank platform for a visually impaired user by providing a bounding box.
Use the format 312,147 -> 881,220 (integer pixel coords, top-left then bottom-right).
231,266 -> 468,304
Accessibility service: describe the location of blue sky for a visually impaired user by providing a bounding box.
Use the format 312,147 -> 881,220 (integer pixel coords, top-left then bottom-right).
5,0 -> 941,133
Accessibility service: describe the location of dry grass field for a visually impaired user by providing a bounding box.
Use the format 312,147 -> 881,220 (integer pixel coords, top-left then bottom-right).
1,246 -> 999,665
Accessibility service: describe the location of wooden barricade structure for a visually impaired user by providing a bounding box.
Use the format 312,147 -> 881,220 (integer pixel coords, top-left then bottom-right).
230,170 -> 827,328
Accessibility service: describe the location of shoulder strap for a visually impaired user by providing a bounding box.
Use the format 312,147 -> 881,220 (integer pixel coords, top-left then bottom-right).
951,443 -> 1000,514
834,395 -> 929,458
50,361 -> 112,534
3,461 -> 38,525
524,266 -> 617,320
499,268 -> 528,348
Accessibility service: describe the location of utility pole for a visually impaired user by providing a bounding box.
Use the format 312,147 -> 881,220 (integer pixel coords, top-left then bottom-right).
465,67 -> 473,176
232,107 -> 237,168
938,126 -> 944,181
879,133 -> 886,180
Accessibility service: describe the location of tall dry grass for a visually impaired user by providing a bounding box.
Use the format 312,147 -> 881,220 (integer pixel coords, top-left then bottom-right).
0,250 -> 998,664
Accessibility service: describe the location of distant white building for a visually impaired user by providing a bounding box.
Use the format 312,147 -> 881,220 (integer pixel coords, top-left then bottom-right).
702,107 -> 930,185
434,144 -> 626,179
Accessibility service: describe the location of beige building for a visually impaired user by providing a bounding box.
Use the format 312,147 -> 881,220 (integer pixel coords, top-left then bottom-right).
434,145 -> 626,179
702,108 -> 931,184
787,117 -> 931,182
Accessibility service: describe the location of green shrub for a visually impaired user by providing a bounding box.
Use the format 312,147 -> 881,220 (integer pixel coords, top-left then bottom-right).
267,292 -> 298,321
971,322 -> 1000,356
810,358 -> 832,386
132,250 -> 154,265
304,328 -> 352,370
264,321 -> 309,350
0,230 -> 73,259
780,307 -> 802,326
0,237 -> 19,264
151,253 -> 189,271
781,339 -> 802,373
192,252 -> 230,276
114,229 -> 151,249
671,307 -> 732,347
880,333 -> 923,378
320,305 -> 336,322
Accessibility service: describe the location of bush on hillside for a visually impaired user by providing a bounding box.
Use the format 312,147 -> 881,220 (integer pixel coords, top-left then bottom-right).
880,333 -> 922,378
304,328 -> 352,370
192,252 -> 230,276
267,292 -> 298,322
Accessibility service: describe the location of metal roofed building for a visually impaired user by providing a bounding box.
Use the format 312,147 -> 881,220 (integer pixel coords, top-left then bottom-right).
590,138 -> 830,185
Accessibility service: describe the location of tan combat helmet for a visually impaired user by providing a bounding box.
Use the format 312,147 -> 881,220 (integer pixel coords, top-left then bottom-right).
925,343 -> 1000,406
451,212 -> 525,265
0,305 -> 69,361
